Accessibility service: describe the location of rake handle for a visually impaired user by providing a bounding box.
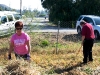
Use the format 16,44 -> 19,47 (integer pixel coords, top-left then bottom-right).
76,46 -> 82,56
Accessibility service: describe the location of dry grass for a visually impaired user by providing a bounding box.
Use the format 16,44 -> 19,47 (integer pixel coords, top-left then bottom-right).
0,60 -> 41,75
0,32 -> 100,75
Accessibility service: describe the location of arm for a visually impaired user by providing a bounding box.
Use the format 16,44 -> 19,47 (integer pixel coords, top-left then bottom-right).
81,25 -> 86,46
26,40 -> 31,61
8,42 -> 14,59
8,42 -> 14,55
26,40 -> 31,54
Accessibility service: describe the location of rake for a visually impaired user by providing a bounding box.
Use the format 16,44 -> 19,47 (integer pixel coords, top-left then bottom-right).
67,45 -> 82,68
75,45 -> 82,57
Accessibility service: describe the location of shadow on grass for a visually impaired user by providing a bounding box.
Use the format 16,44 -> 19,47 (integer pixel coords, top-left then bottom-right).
54,62 -> 84,74
62,34 -> 100,43
62,34 -> 81,42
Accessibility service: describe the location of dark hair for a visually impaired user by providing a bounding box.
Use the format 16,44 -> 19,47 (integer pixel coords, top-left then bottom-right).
80,20 -> 86,25
15,21 -> 23,28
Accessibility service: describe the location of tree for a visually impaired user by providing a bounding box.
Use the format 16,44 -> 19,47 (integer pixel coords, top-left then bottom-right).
79,0 -> 100,15
41,0 -> 79,21
41,0 -> 100,22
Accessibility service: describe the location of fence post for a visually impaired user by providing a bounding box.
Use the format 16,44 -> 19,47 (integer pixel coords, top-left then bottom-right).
56,21 -> 60,54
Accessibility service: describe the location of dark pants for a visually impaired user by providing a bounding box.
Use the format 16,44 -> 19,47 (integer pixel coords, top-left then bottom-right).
83,39 -> 94,63
15,54 -> 28,60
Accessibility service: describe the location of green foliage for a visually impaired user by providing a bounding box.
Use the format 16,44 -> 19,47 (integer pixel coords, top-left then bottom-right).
23,8 -> 47,18
46,68 -> 55,74
41,0 -> 100,22
39,14 -> 45,17
23,9 -> 34,18
40,40 -> 49,47
52,43 -> 62,48
59,21 -> 76,28
84,67 -> 93,75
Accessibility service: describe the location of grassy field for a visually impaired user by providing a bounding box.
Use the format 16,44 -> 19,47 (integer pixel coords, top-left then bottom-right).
0,32 -> 100,75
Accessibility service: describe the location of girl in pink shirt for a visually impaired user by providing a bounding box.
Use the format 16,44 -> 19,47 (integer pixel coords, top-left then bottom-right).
8,21 -> 31,60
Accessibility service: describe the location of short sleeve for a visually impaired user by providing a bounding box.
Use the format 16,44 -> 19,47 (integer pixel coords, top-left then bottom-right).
10,35 -> 14,43
81,26 -> 86,36
25,33 -> 30,41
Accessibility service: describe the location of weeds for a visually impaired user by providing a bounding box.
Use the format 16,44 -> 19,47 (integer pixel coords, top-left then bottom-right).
84,67 -> 93,75
40,39 -> 49,47
0,32 -> 100,74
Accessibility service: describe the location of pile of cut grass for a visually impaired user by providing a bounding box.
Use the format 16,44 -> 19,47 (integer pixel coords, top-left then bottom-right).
0,60 -> 41,75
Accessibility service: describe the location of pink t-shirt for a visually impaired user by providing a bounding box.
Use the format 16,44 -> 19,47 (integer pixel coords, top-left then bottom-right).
10,32 -> 30,55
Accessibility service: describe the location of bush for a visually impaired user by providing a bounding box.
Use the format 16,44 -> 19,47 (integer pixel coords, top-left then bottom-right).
40,40 -> 49,47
